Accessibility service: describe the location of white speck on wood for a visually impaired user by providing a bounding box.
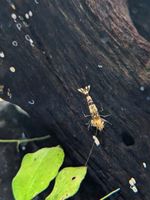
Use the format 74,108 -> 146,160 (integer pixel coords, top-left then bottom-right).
140,86 -> 144,91
10,3 -> 16,10
9,66 -> 16,73
129,177 -> 138,193
143,162 -> 147,168
130,185 -> 138,193
28,100 -> 35,105
25,34 -> 31,41
16,23 -> 22,31
28,11 -> 33,17
129,177 -> 136,186
92,135 -> 100,146
0,51 -> 5,58
98,64 -> 103,68
29,39 -> 34,46
12,41 -> 18,47
25,35 -> 34,47
25,13 -> 29,19
11,13 -> 17,20
34,0 -> 39,4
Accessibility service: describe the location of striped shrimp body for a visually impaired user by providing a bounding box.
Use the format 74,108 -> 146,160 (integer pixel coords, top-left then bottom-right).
78,85 -> 105,131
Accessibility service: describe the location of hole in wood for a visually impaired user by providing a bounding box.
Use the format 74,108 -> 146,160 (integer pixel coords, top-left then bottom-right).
128,0 -> 150,41
122,131 -> 135,146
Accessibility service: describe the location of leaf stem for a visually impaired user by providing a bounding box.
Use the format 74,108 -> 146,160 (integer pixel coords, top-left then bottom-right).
100,188 -> 120,200
0,135 -> 50,144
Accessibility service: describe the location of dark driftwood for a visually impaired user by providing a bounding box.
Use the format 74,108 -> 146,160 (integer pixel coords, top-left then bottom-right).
0,0 -> 150,199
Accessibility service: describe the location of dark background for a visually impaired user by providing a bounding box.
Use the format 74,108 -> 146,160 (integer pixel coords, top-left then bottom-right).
0,0 -> 150,199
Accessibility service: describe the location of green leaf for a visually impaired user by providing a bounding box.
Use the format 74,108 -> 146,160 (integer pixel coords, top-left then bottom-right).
46,166 -> 87,200
12,146 -> 64,200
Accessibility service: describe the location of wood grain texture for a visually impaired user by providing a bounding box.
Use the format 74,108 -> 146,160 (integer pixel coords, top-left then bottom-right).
0,0 -> 150,199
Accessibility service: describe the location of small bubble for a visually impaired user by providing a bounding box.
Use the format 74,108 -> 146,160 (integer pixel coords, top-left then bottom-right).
98,64 -> 103,68
25,34 -> 31,41
16,23 -> 22,31
21,146 -> 26,151
29,39 -> 34,46
28,11 -> 33,17
25,35 -> 34,47
28,99 -> 35,105
12,41 -> 18,47
34,0 -> 39,4
93,135 -> 100,146
11,13 -> 17,20
129,177 -> 138,193
9,66 -> 16,73
129,177 -> 136,186
143,162 -> 147,168
25,13 -> 29,19
21,132 -> 26,139
10,3 -> 16,10
130,185 -> 138,193
140,86 -> 144,91
0,51 -> 5,58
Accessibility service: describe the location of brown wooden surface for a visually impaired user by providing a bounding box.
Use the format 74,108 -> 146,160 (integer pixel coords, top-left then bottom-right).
0,0 -> 150,199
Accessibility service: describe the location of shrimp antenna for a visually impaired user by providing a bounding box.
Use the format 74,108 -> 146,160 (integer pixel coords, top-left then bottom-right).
85,129 -> 98,166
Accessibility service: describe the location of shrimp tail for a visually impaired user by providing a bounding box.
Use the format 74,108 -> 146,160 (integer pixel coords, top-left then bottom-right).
78,85 -> 90,95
